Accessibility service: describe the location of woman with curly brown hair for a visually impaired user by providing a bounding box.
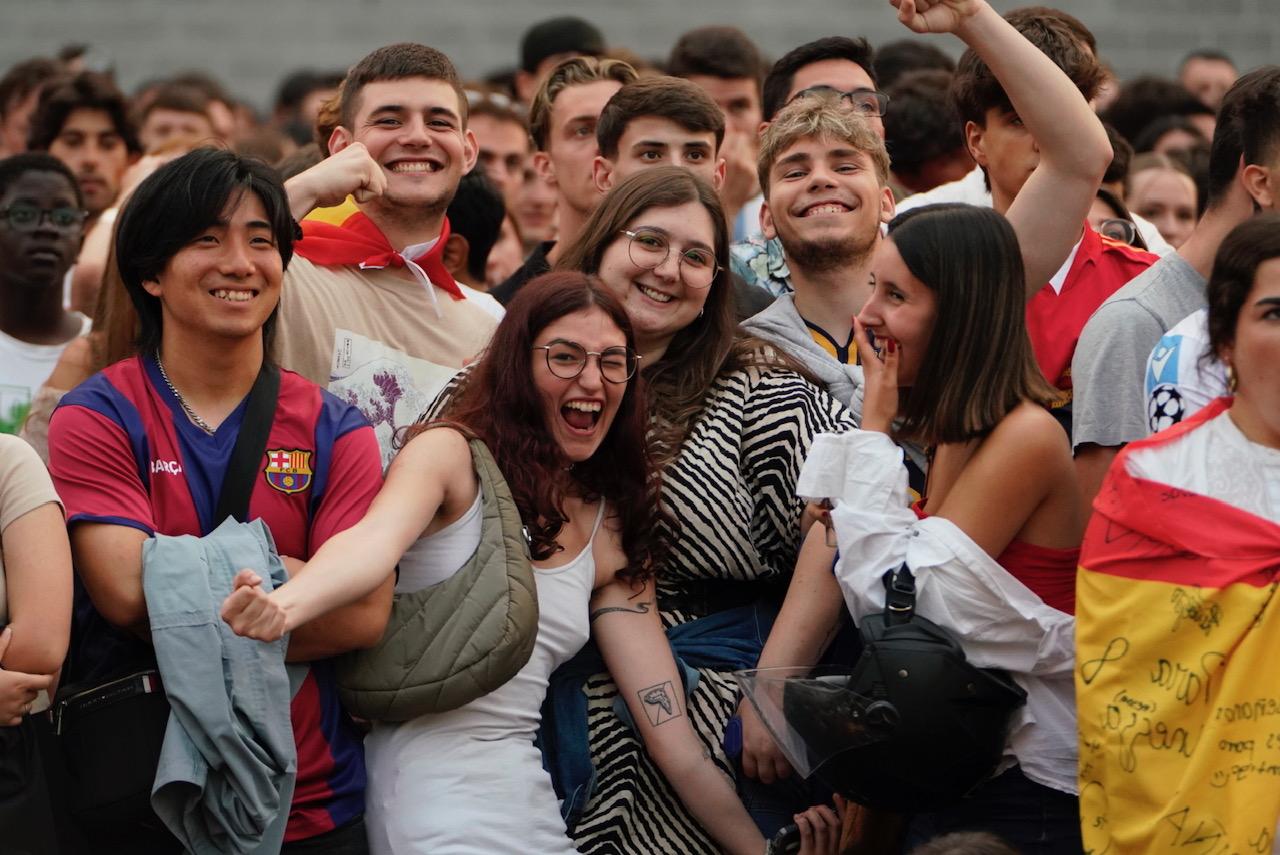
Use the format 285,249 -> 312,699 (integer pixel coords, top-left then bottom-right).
220,272 -> 823,854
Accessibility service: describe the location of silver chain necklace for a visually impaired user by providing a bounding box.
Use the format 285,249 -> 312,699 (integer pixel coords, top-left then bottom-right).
155,356 -> 216,435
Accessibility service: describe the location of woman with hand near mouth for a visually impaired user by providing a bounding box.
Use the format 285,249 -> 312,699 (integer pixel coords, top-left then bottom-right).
793,202 -> 1083,853
552,166 -> 854,853
222,272 -> 835,855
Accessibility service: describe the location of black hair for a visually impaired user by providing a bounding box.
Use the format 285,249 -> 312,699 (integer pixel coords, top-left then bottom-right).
1207,66 -> 1280,208
274,69 -> 344,114
1101,122 -> 1134,189
1132,115 -> 1207,155
884,69 -> 963,175
0,151 -> 83,207
874,40 -> 955,91
27,71 -> 140,154
1206,213 -> 1280,366
762,37 -> 876,121
667,26 -> 764,85
0,58 -> 61,119
1180,49 -> 1237,72
447,169 -> 506,282
1101,76 -> 1212,147
114,147 -> 295,356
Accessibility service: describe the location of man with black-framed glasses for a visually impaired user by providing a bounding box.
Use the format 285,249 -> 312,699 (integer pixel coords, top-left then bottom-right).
0,153 -> 90,434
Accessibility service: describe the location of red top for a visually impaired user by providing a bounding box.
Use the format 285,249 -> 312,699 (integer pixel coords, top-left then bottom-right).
911,499 -> 1078,614
1025,225 -> 1157,397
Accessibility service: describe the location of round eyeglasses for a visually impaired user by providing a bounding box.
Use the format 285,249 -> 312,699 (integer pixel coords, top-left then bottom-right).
788,86 -> 890,118
1098,217 -> 1139,246
533,340 -> 639,384
620,228 -> 719,289
0,203 -> 88,232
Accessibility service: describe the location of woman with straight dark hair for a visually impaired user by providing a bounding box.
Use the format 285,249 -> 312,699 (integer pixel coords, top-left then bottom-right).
1076,214 -> 1280,854
549,166 -> 852,853
794,202 -> 1083,854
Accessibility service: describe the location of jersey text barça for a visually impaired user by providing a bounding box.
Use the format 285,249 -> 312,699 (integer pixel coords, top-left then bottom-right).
48,355 -> 382,842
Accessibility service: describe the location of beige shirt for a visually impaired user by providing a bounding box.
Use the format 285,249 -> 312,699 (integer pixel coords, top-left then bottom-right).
272,256 -> 498,466
0,434 -> 63,626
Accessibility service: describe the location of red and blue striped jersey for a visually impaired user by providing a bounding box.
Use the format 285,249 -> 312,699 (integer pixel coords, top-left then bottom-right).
48,355 -> 382,841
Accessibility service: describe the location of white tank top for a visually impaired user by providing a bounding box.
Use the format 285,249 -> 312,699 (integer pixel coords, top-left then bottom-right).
395,490 -> 484,592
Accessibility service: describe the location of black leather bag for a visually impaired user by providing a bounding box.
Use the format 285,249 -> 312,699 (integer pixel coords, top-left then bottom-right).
52,363 -> 279,831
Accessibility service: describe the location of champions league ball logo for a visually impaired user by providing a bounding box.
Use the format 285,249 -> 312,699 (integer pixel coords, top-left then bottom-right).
1148,385 -> 1185,433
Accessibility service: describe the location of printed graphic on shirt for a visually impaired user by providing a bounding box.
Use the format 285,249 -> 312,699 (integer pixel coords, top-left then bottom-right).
0,385 -> 31,434
264,448 -> 314,494
329,329 -> 458,467
1146,334 -> 1187,433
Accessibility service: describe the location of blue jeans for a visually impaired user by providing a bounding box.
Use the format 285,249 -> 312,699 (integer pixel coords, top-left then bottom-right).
903,766 -> 1081,855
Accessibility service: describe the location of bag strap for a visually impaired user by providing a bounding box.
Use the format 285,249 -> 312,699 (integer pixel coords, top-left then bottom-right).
213,362 -> 281,526
464,436 -> 533,555
881,563 -> 917,627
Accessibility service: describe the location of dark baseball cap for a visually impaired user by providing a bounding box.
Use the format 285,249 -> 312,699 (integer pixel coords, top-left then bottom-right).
520,17 -> 605,73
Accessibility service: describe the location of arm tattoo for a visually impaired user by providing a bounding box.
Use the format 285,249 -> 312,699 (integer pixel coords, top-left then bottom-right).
638,680 -> 682,727
589,600 -> 651,623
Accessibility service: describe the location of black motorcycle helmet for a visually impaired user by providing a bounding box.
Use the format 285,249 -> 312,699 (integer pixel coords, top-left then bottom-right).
739,565 -> 1026,812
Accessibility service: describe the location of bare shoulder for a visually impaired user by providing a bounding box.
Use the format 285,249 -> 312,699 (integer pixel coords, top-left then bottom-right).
982,402 -> 1073,469
395,424 -> 473,468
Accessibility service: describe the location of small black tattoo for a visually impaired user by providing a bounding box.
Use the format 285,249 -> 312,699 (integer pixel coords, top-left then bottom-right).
589,601 -> 651,622
638,681 -> 681,726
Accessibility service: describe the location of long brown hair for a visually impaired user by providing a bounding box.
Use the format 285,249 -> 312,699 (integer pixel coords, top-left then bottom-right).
889,204 -> 1056,446
556,166 -> 779,460
435,271 -> 665,582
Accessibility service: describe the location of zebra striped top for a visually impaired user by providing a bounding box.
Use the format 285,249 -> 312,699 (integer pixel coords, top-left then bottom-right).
573,363 -> 857,854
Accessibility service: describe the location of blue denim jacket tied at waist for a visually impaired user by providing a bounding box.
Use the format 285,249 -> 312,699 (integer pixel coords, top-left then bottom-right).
539,600 -> 779,832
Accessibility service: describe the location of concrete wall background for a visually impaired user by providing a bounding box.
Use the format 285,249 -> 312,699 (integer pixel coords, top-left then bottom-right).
2,0 -> 1274,112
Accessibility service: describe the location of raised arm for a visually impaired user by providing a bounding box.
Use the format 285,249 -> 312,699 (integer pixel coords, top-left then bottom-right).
894,0 -> 1111,293
221,427 -> 476,642
282,142 -> 387,220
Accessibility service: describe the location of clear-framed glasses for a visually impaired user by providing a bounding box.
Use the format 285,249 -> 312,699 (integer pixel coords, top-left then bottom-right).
533,340 -> 639,384
0,203 -> 88,232
619,228 -> 719,289
788,85 -> 890,118
1098,217 -> 1139,246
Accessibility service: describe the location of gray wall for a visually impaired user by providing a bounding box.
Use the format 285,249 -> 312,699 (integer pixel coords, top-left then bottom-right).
2,0 -> 1275,112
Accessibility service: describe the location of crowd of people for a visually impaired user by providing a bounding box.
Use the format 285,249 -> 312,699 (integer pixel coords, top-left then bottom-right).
0,0 -> 1277,852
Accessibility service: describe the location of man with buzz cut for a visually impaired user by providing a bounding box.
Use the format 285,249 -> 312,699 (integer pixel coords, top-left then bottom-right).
279,43 -> 499,464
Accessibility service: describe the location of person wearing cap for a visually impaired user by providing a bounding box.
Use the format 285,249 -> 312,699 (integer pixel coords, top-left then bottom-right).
515,16 -> 606,105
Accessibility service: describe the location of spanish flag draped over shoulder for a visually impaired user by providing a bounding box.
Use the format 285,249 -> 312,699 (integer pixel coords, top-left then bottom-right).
1077,398 -> 1280,855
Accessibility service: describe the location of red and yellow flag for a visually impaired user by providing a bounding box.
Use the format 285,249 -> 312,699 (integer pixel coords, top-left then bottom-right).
1077,398 -> 1280,854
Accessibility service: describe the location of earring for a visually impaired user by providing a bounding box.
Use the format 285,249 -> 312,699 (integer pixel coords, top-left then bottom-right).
1227,363 -> 1239,393
697,307 -> 705,319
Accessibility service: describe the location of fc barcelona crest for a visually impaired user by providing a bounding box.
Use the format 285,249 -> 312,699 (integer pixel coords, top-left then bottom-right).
264,448 -> 313,494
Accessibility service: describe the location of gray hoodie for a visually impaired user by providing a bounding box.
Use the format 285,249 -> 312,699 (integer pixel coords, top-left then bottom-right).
741,293 -> 864,422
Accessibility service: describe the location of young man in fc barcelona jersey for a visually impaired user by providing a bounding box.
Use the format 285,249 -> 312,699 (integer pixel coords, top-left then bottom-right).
47,148 -> 390,854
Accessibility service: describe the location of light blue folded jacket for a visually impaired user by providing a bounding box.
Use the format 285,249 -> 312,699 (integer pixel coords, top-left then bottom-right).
142,517 -> 306,855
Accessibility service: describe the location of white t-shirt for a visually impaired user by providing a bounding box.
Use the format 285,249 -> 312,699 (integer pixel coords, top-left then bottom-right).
1143,308 -> 1229,434
0,314 -> 91,434
896,166 -> 1174,256
1128,408 -> 1280,526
